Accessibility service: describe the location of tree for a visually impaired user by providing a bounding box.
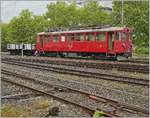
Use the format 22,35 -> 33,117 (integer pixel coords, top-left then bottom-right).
45,1 -> 79,28
7,9 -> 35,43
45,1 -> 112,28
1,23 -> 9,51
112,1 -> 149,54
6,9 -> 49,44
79,0 -> 112,25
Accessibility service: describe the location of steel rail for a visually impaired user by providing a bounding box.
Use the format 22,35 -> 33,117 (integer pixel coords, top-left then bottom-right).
119,60 -> 149,64
2,60 -> 149,86
5,57 -> 149,74
2,69 -> 149,115
1,77 -> 118,117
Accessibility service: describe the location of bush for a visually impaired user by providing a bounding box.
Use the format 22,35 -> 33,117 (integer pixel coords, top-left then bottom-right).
135,47 -> 149,54
1,42 -> 8,52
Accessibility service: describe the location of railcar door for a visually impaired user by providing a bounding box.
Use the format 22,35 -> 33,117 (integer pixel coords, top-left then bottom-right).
108,32 -> 114,51
40,35 -> 44,48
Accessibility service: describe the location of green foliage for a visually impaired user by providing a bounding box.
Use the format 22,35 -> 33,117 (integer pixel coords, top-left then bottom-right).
112,1 -> 149,54
79,0 -> 112,25
8,10 -> 34,43
46,2 -> 79,27
6,9 -> 49,44
1,23 -> 9,51
93,110 -> 104,118
45,1 -> 111,27
135,47 -> 149,54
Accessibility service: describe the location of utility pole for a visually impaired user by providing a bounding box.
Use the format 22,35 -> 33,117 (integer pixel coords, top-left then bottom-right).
121,0 -> 124,26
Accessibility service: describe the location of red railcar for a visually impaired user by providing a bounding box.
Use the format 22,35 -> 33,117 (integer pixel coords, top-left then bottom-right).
36,26 -> 133,59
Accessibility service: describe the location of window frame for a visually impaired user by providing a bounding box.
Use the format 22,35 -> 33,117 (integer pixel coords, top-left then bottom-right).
53,35 -> 59,43
86,32 -> 95,41
128,33 -> 132,40
75,33 -> 85,41
66,33 -> 75,42
96,32 -> 106,41
60,34 -> 66,42
115,31 -> 121,41
122,32 -> 126,41
45,35 -> 51,43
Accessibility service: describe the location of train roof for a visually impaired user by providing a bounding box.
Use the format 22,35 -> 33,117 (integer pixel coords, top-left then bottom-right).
37,27 -> 132,35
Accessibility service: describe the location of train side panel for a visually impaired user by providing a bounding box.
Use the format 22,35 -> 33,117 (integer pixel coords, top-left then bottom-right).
36,27 -> 133,58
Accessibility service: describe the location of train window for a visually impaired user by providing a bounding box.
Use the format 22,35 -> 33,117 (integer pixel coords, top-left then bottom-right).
67,34 -> 75,41
96,33 -> 106,41
53,35 -> 59,42
86,33 -> 94,41
122,32 -> 126,40
45,35 -> 51,42
61,36 -> 65,42
116,32 -> 121,40
75,33 -> 84,41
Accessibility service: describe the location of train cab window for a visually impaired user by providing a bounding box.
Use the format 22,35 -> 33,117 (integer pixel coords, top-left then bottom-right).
40,35 -> 45,40
67,33 -> 75,41
86,33 -> 94,41
75,33 -> 84,41
116,32 -> 121,40
126,33 -> 129,40
128,33 -> 132,40
45,35 -> 51,42
96,33 -> 106,41
53,35 -> 59,42
122,32 -> 126,40
127,33 -> 132,40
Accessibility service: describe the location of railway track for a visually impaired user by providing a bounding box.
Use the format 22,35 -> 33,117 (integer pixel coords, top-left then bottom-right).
2,69 -> 149,117
59,56 -> 149,65
2,60 -> 149,86
3,57 -> 149,74
119,60 -> 149,65
65,56 -> 149,65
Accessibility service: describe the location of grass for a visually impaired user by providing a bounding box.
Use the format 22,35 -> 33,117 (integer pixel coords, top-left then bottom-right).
34,99 -> 53,109
132,53 -> 149,58
1,99 -> 53,117
1,105 -> 25,117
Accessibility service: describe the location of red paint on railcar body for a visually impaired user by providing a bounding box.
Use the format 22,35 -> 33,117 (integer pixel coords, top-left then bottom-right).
36,27 -> 133,59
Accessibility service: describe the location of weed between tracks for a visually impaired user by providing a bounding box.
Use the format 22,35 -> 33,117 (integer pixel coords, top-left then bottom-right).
1,95 -> 91,117
34,100 -> 53,109
1,105 -> 30,117
1,99 -> 53,117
